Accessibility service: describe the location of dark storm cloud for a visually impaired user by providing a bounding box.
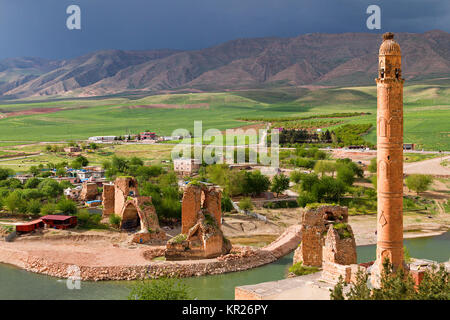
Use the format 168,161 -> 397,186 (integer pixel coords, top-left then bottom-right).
0,0 -> 448,59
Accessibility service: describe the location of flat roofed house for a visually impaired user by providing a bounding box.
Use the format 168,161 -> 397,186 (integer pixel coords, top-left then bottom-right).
64,146 -> 81,153
173,158 -> 201,175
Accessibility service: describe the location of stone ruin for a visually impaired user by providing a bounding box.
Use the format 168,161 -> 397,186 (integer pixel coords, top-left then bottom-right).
102,177 -> 164,243
165,183 -> 232,260
293,205 -> 358,283
79,182 -> 99,201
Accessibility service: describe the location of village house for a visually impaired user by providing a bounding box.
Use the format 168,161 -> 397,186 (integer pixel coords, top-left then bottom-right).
173,158 -> 201,175
64,146 -> 81,153
140,132 -> 157,140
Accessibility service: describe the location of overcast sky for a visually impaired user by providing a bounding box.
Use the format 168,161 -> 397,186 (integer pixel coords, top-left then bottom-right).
0,0 -> 448,60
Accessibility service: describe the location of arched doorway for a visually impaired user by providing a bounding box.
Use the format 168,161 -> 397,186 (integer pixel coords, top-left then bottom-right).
121,203 -> 141,230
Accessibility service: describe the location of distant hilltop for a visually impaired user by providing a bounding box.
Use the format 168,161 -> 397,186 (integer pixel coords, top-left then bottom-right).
0,30 -> 449,99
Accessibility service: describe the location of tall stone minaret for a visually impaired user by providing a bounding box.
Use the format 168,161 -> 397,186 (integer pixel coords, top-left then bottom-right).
372,32 -> 405,284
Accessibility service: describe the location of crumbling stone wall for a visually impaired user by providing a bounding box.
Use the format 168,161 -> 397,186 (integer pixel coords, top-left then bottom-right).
322,224 -> 357,265
293,205 -> 350,267
203,187 -> 222,229
79,182 -> 98,201
102,184 -> 115,215
114,177 -> 139,215
101,176 -> 162,239
166,183 -> 230,260
181,184 -> 202,234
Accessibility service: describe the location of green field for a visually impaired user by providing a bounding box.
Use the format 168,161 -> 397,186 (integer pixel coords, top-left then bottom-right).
0,79 -> 448,150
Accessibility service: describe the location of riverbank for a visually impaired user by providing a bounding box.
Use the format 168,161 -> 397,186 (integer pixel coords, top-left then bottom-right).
0,225 -> 302,281
0,219 -> 447,281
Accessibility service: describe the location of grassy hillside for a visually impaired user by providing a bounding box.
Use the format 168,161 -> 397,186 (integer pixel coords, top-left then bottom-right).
0,81 -> 448,150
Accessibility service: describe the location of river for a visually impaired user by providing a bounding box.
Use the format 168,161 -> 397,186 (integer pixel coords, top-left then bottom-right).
0,232 -> 448,300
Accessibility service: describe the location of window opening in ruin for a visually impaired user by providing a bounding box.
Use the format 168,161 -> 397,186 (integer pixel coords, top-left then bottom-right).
387,155 -> 390,160
380,68 -> 385,78
325,212 -> 336,221
395,68 -> 400,79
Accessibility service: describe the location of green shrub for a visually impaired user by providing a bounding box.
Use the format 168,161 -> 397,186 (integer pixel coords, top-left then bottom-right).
203,214 -> 217,227
333,223 -> 352,239
289,261 -> 319,276
109,214 -> 121,227
221,194 -> 233,212
76,210 -> 104,229
238,197 -> 253,211
169,233 -> 187,244
40,203 -> 56,215
331,259 -> 450,300
128,277 -> 190,300
297,192 -> 317,207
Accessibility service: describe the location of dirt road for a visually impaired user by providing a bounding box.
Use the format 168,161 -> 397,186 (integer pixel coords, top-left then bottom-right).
404,155 -> 450,176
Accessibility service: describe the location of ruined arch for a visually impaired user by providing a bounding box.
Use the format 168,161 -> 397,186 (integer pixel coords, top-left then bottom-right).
120,202 -> 141,230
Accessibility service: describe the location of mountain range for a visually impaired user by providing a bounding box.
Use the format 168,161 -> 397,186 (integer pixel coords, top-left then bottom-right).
1,30 -> 449,99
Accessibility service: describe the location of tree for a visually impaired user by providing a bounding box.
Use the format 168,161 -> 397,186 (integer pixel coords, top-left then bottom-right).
337,165 -> 355,186
243,170 -> 270,196
27,199 -> 42,215
406,174 -> 433,195
314,160 -> 337,178
128,277 -> 190,300
56,198 -> 78,215
29,166 -> 41,176
38,179 -> 63,199
299,173 -> 320,192
75,155 -> 89,167
271,174 -> 290,197
89,142 -> 98,150
330,259 -> 450,300
312,176 -> 346,203
129,157 -> 144,166
112,156 -> 128,172
4,191 -> 26,214
56,168 -> 66,177
0,168 -> 12,181
60,180 -> 74,189
290,170 -> 303,184
24,178 -> 41,189
40,203 -> 56,215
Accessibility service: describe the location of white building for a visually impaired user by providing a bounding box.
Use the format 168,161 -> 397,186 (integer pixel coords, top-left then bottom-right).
88,136 -> 117,142
173,158 -> 201,175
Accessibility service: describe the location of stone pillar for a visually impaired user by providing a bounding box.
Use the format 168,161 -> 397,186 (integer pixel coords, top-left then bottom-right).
181,184 -> 202,234
204,187 -> 222,229
373,32 -> 405,284
102,183 -> 115,216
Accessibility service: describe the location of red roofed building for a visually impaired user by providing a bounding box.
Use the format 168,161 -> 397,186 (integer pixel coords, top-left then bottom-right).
16,219 -> 44,233
41,215 -> 77,230
140,132 -> 157,140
